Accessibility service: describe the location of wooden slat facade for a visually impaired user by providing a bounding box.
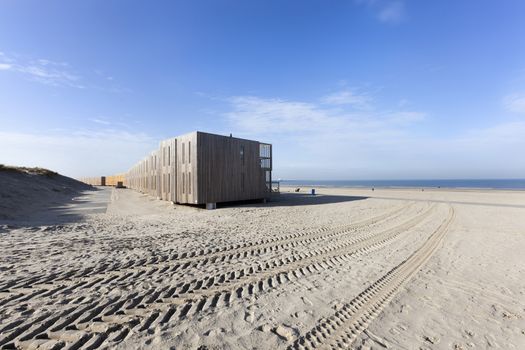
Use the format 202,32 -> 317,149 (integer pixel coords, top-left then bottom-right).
159,137 -> 177,202
80,131 -> 272,206
176,132 -> 198,204
196,132 -> 269,204
78,176 -> 106,186
105,174 -> 126,187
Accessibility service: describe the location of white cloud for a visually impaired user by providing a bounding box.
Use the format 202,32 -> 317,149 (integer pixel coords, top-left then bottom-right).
321,90 -> 372,108
0,52 -> 84,88
356,0 -> 406,24
503,93 -> 525,114
23,64 -> 82,88
0,51 -> 122,90
226,92 -> 423,137
226,96 -> 346,134
223,92 -> 524,179
0,128 -> 158,178
90,118 -> 112,125
377,1 -> 405,23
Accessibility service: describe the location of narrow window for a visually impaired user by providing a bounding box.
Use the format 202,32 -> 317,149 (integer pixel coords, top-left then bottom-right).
168,175 -> 170,193
188,172 -> 191,194
240,146 -> 245,165
182,143 -> 185,164
188,141 -> 191,163
182,173 -> 185,193
168,146 -> 170,165
241,173 -> 245,192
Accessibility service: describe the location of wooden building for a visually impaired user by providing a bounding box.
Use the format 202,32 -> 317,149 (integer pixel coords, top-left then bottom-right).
126,131 -> 272,208
78,176 -> 106,186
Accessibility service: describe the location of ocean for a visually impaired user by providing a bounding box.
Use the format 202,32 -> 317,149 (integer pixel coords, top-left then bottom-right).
280,179 -> 525,190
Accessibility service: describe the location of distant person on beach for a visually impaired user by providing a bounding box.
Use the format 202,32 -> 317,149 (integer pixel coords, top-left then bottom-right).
295,188 -> 301,192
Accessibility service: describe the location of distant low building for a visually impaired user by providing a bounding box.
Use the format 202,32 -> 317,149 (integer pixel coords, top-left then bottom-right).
126,131 -> 273,208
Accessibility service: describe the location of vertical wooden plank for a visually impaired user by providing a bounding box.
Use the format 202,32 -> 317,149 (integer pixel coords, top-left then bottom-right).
119,131 -> 271,206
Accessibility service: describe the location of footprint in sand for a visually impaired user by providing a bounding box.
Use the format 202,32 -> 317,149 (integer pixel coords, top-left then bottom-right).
301,296 -> 313,306
244,311 -> 255,323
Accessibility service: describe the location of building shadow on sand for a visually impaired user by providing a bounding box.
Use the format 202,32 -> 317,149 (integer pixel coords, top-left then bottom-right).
219,192 -> 368,208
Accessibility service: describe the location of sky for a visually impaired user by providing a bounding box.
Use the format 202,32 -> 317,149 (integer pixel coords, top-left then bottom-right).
1,0 -> 525,180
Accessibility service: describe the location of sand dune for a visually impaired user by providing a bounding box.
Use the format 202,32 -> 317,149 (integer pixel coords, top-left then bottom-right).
0,182 -> 524,349
0,166 -> 93,225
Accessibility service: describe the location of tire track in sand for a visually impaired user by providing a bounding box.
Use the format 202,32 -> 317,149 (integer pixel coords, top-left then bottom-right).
0,204 -> 423,311
289,205 -> 455,350
0,204 -> 438,349
1,203 -> 414,295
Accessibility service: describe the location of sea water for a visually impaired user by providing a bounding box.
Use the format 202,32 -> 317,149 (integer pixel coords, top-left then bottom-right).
280,179 -> 525,190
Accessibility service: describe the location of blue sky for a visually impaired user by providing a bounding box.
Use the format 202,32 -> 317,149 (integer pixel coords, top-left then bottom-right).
1,0 -> 525,179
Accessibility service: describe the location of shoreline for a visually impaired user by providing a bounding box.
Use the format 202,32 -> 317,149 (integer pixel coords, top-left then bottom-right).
279,178 -> 525,191
280,184 -> 525,192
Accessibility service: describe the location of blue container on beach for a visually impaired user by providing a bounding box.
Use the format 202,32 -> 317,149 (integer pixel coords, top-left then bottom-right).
311,188 -> 316,195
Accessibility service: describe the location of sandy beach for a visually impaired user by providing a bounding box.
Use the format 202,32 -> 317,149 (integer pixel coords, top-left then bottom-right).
1,184 -> 524,349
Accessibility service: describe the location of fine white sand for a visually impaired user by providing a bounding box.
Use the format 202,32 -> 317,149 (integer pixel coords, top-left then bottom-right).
1,179 -> 524,349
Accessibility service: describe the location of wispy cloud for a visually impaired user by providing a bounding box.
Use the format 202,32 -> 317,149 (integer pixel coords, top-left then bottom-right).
88,116 -> 138,130
356,0 -> 406,24
226,96 -> 344,133
226,91 -> 424,137
89,118 -> 112,125
321,89 -> 372,109
221,91 -> 524,179
0,51 -> 128,92
503,93 -> 525,114
377,1 -> 405,23
0,52 -> 84,88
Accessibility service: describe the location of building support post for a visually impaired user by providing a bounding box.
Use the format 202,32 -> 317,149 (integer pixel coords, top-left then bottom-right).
206,203 -> 217,210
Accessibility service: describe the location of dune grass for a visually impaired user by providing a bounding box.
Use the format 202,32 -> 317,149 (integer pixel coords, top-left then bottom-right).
0,164 -> 58,177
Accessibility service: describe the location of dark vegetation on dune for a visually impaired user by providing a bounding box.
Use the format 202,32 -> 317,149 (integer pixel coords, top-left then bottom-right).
0,164 -> 59,177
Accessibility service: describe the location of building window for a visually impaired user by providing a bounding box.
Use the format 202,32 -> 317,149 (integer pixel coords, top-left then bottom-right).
188,141 -> 191,163
168,146 -> 170,165
182,173 -> 185,193
182,143 -> 185,164
259,143 -> 271,169
240,146 -> 244,165
241,173 -> 245,192
188,172 -> 191,194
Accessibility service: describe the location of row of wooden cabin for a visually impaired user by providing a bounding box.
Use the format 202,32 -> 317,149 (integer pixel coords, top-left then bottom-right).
82,131 -> 273,207
78,174 -> 125,187
78,176 -> 107,186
